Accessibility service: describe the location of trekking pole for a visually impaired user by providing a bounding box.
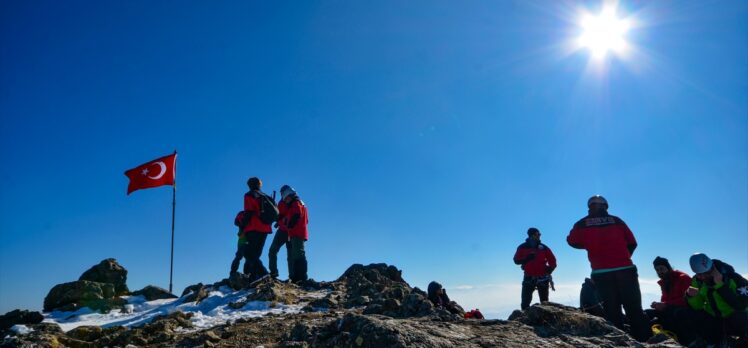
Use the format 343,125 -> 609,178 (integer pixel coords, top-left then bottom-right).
550,275 -> 556,291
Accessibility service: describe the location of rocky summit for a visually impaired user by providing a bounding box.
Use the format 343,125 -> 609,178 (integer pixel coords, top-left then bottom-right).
3,263 -> 683,348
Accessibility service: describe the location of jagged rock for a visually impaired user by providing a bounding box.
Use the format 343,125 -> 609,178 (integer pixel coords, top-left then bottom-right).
43,280 -> 125,312
78,258 -> 129,295
228,272 -> 254,290
510,302 -> 619,337
130,285 -> 177,301
309,296 -> 338,309
0,309 -> 44,330
363,303 -> 384,315
66,325 -> 103,341
397,292 -> 435,318
181,283 -> 210,303
15,263 -> 686,348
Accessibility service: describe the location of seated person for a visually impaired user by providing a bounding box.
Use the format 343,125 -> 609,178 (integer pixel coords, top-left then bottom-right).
647,256 -> 696,345
427,281 -> 465,316
686,253 -> 748,346
580,277 -> 605,317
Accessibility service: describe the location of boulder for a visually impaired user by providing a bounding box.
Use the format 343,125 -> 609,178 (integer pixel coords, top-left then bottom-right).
130,285 -> 177,301
43,280 -> 125,312
0,309 -> 44,330
66,325 -> 104,342
181,283 -> 209,303
79,258 -> 129,295
227,272 -> 254,290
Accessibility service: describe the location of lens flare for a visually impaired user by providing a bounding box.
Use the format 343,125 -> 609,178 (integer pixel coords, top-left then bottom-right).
577,5 -> 630,59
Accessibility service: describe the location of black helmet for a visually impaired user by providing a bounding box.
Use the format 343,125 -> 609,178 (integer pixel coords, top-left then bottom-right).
587,195 -> 608,208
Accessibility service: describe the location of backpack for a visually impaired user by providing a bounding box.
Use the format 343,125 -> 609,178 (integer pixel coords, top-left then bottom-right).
256,192 -> 279,224
234,211 -> 246,227
464,309 -> 484,319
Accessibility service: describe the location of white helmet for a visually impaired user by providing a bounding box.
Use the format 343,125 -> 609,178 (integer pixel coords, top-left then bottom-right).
587,195 -> 608,208
689,253 -> 713,274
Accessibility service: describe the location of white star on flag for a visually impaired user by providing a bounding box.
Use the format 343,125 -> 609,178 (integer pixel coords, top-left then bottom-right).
141,168 -> 149,176
738,286 -> 748,297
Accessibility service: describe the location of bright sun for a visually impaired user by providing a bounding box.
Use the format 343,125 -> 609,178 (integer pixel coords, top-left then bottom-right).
577,5 -> 630,59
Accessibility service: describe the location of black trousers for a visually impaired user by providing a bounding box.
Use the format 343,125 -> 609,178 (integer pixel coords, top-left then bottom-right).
521,275 -> 550,310
592,267 -> 650,342
230,242 -> 248,275
244,232 -> 269,279
268,230 -> 290,277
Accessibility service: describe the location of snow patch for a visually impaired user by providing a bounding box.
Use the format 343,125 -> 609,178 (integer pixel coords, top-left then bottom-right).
43,286 -> 330,333
10,325 -> 33,335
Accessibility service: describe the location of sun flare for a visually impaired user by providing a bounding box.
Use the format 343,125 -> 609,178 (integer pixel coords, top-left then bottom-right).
577,5 -> 630,59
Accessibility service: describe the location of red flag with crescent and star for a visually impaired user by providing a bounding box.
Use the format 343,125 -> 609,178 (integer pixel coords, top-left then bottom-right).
124,153 -> 177,195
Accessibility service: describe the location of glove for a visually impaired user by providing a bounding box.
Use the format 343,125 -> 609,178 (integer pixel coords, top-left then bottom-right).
546,266 -> 554,274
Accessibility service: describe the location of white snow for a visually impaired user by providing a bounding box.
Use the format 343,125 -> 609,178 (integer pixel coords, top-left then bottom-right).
43,285 -> 330,333
10,325 -> 33,335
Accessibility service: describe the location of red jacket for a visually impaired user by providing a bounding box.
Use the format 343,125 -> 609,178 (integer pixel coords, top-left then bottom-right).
658,270 -> 692,307
285,198 -> 308,240
242,191 -> 272,234
276,200 -> 289,233
513,239 -> 557,277
567,213 -> 637,271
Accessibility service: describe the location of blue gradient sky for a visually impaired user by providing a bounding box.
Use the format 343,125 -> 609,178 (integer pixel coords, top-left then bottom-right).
1,0 -> 746,318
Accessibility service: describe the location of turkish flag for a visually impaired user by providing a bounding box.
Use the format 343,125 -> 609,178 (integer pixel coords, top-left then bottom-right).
124,153 -> 177,195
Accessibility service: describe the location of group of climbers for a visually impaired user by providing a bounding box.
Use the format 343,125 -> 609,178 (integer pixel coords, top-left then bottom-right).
228,183 -> 745,345
511,195 -> 747,346
231,177 -> 309,283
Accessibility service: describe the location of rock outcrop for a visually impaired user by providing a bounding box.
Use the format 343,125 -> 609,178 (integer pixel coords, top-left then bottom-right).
43,280 -> 126,312
130,285 -> 177,301
0,310 -> 43,331
5,263 -> 687,348
43,258 -> 133,312
79,258 -> 129,295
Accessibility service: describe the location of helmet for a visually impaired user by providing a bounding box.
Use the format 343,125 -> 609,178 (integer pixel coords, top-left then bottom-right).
689,253 -> 713,274
587,195 -> 608,208
280,185 -> 296,199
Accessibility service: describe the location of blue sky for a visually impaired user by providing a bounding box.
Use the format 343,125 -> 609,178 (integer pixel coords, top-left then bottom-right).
1,0 -> 746,318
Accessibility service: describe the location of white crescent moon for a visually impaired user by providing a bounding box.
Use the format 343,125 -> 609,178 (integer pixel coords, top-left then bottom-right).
147,161 -> 166,180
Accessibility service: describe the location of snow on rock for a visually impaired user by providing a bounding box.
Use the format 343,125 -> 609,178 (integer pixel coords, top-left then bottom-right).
43,284 -> 329,333
10,324 -> 33,335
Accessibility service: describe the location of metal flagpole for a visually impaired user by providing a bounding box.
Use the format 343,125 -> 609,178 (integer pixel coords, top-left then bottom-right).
169,150 -> 177,294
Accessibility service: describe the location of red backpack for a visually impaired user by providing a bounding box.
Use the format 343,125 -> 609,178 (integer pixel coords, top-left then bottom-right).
464,309 -> 484,319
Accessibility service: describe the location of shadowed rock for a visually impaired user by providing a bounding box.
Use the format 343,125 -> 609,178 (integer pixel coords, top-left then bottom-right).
78,258 -> 129,295
130,285 -> 177,301
43,280 -> 125,312
0,309 -> 43,330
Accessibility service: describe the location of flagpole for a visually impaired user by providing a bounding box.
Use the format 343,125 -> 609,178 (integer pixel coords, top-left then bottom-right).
169,150 -> 177,294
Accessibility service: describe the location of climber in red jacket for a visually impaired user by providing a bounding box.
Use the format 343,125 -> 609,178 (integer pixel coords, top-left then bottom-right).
514,227 -> 556,310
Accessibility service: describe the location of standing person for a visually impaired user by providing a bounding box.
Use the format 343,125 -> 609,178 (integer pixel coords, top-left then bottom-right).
281,185 -> 309,282
648,256 -> 695,345
242,177 -> 274,281
230,211 -> 250,276
267,185 -> 292,279
513,227 -> 557,310
566,195 -> 650,342
686,253 -> 748,346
